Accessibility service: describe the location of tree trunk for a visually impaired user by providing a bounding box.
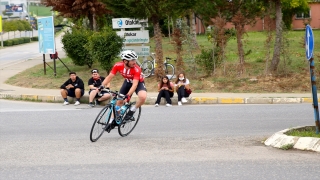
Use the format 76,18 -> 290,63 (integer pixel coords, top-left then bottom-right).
173,27 -> 184,74
270,0 -> 282,72
235,23 -> 245,75
88,13 -> 94,30
190,12 -> 199,49
152,16 -> 164,79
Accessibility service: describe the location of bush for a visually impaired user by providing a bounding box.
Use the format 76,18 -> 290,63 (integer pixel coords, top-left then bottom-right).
31,36 -> 38,41
195,48 -> 218,76
12,39 -> 20,45
62,28 -> 93,68
3,40 -> 13,46
23,37 -> 31,43
85,26 -> 124,72
18,38 -> 24,44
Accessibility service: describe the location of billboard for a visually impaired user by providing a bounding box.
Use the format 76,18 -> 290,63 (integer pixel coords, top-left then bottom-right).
38,16 -> 55,54
5,4 -> 24,12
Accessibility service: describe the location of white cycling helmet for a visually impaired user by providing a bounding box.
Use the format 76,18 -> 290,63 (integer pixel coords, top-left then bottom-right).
120,50 -> 138,61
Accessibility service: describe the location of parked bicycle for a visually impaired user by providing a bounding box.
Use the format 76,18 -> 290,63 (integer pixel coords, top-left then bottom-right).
90,89 -> 141,142
139,53 -> 175,79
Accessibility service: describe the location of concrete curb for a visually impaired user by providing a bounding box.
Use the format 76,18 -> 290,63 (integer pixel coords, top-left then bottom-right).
0,93 -> 316,104
264,126 -> 320,152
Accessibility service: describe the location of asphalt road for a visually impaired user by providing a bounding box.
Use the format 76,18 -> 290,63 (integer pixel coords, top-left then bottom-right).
0,41 -> 40,68
1,100 -> 320,180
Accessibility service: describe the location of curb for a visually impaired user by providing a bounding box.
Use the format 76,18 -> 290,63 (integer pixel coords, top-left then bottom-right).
264,126 -> 320,152
0,93 -> 316,104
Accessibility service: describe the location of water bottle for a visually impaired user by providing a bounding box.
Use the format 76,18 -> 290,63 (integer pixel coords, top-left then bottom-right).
120,105 -> 127,115
115,105 -> 121,117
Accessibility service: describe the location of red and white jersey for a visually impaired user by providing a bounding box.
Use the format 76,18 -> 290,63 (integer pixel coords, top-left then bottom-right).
110,61 -> 144,82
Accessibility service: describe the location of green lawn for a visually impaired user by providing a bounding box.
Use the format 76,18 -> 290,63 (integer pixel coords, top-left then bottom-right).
29,5 -> 53,16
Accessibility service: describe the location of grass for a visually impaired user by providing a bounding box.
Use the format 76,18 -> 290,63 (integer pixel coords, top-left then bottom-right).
29,5 -> 53,16
280,144 -> 294,150
5,30 -> 320,93
286,126 -> 320,138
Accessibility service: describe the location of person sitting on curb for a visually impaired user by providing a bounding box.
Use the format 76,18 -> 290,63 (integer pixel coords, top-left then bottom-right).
175,72 -> 191,106
60,72 -> 85,106
155,76 -> 174,107
88,69 -> 111,107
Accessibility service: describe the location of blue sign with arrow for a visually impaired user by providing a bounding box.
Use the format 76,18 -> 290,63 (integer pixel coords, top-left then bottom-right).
305,25 -> 314,60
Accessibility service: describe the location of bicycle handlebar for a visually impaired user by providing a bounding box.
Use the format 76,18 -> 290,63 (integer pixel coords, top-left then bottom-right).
100,89 -> 127,100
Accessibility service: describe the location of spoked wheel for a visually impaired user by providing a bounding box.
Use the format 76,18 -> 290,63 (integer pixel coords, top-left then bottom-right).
164,63 -> 175,80
90,105 -> 112,142
140,60 -> 153,78
118,106 -> 141,137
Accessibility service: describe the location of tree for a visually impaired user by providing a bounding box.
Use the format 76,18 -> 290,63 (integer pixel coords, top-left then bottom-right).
195,0 -> 265,75
227,0 -> 265,75
85,27 -> 124,73
44,0 -> 111,31
102,0 -> 196,78
269,0 -> 309,73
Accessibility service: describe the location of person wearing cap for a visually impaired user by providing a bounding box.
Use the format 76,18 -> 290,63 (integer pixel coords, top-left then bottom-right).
100,50 -> 147,130
88,69 -> 111,107
60,72 -> 85,106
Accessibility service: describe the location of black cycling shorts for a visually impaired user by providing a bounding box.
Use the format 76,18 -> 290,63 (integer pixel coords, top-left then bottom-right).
119,80 -> 147,96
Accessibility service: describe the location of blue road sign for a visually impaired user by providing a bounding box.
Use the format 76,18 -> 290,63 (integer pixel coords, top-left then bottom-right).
305,25 -> 314,60
37,16 -> 55,54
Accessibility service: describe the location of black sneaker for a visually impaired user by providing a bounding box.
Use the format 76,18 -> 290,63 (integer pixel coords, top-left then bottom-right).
124,110 -> 135,121
88,102 -> 94,107
95,99 -> 100,106
105,121 -> 116,133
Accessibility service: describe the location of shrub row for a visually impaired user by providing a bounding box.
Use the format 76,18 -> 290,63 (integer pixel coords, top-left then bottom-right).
3,37 -> 38,46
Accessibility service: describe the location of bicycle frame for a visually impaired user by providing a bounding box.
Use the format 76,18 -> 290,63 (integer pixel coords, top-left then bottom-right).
103,90 -> 130,126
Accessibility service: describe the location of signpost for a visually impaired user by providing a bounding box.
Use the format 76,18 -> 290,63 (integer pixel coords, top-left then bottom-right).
305,25 -> 319,134
37,16 -> 56,76
112,18 -> 150,64
116,30 -> 150,44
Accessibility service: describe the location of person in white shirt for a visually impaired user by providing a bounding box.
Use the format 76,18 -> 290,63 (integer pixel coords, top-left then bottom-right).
175,73 -> 191,106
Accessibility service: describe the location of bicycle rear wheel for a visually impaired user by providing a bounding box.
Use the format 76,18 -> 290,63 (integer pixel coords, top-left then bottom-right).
118,105 -> 141,137
164,63 -> 175,80
140,60 -> 153,78
90,105 -> 112,142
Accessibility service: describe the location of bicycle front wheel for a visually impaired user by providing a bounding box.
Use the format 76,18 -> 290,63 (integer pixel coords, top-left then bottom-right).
140,60 -> 153,78
90,105 -> 112,142
164,63 -> 175,80
118,106 -> 141,137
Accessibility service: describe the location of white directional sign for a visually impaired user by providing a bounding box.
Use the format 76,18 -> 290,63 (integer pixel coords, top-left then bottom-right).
122,46 -> 150,56
116,30 -> 149,44
305,25 -> 314,60
112,18 -> 148,29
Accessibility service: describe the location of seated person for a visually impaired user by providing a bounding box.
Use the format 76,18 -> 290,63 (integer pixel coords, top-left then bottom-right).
88,69 -> 111,107
155,76 -> 174,107
60,72 -> 85,106
175,72 -> 191,106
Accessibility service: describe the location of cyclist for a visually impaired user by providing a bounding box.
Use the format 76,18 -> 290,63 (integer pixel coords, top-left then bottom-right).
100,50 -> 147,121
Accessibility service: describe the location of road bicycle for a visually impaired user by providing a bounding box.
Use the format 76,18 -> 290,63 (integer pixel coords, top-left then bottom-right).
139,53 -> 175,79
90,89 -> 141,142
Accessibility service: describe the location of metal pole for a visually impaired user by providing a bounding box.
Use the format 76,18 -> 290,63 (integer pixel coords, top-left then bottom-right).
53,57 -> 56,76
43,54 -> 46,75
309,57 -> 320,134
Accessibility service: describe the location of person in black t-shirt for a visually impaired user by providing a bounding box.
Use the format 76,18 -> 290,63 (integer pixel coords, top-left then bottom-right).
88,69 -> 111,107
60,72 -> 85,106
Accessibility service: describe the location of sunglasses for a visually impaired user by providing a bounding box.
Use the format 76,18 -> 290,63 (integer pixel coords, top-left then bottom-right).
91,70 -> 98,73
